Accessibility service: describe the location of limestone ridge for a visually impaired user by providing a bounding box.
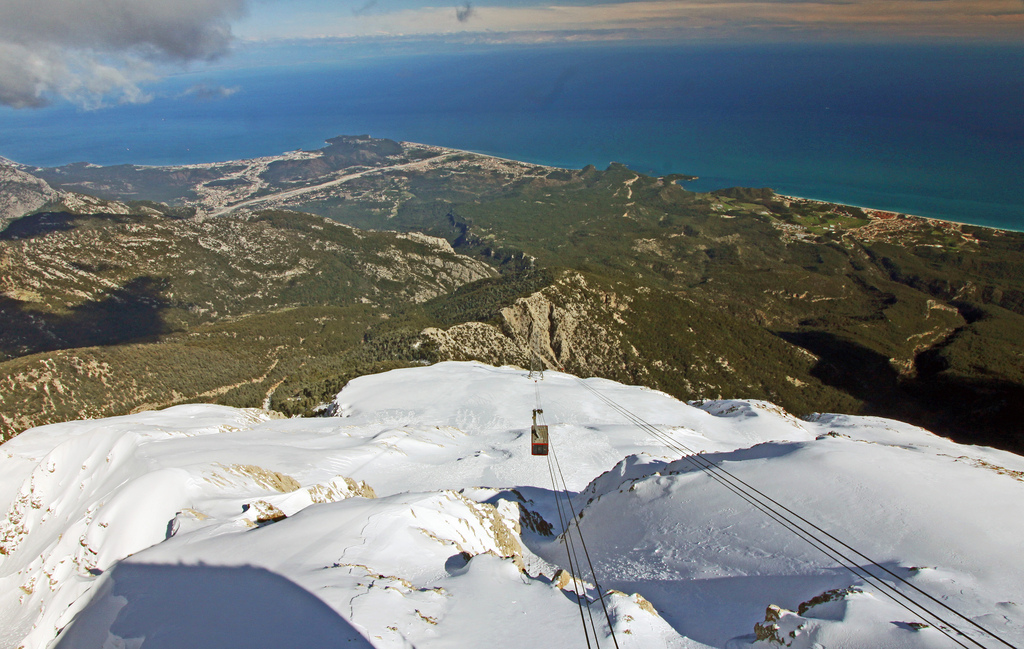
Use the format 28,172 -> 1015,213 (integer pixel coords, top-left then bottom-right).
0,211 -> 495,357
424,272 -> 637,377
0,158 -> 58,224
0,158 -> 146,226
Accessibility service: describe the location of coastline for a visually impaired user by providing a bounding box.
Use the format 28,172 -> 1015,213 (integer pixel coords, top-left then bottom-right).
773,193 -> 1016,237
418,142 -> 1023,235
431,142 -> 1022,236
773,193 -> 1021,235
6,135 -> 1021,237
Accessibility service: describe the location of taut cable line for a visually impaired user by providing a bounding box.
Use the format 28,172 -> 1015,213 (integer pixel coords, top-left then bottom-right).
534,369 -> 621,648
574,377 -> 1018,649
546,450 -> 596,648
550,443 -> 622,649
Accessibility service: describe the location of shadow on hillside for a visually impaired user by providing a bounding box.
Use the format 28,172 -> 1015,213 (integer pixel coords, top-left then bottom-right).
54,562 -> 373,649
0,212 -> 82,241
778,330 -> 1024,454
0,276 -> 170,361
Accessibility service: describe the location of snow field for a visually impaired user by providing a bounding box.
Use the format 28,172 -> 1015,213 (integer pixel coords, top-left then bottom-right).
0,361 -> 1020,648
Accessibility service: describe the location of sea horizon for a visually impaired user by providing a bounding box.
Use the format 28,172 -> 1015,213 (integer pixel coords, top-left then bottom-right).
2,41 -> 1021,231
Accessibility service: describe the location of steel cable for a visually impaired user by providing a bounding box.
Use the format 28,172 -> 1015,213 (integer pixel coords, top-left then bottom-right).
574,377 -> 1016,649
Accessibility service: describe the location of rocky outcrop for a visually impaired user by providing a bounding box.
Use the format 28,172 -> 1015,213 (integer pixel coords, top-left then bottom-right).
0,210 -> 497,333
0,159 -> 146,228
362,245 -> 495,303
423,322 -> 528,366
423,272 -> 643,379
0,159 -> 58,223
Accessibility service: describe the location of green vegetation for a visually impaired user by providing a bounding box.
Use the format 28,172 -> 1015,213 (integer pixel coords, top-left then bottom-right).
3,136 -> 1024,453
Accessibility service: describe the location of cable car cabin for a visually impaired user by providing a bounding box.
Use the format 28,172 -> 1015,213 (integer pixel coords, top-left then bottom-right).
531,409 -> 549,456
531,424 -> 549,455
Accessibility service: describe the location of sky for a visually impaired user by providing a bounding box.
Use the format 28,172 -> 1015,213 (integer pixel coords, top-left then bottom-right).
0,0 -> 1021,111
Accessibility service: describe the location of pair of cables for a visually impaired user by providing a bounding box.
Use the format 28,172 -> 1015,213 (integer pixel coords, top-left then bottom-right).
535,378 -> 621,649
573,377 -> 1019,649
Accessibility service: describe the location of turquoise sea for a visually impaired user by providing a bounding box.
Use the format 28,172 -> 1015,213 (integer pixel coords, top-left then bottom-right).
1,42 -> 1022,230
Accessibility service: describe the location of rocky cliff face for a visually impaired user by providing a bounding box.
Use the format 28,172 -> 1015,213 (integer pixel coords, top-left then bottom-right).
497,273 -> 638,375
423,272 -> 642,380
0,159 -> 58,224
1,158 -> 152,229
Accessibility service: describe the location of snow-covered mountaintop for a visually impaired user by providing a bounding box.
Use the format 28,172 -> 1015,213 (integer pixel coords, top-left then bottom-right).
1,362 -> 1021,648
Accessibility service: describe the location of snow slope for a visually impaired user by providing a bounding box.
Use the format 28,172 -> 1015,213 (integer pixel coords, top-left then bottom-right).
0,362 -> 1021,649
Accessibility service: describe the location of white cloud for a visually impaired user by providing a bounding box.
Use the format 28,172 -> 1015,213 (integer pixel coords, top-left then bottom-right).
179,83 -> 242,100
0,0 -> 249,109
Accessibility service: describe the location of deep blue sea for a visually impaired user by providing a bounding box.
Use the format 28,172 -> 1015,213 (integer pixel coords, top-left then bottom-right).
2,43 -> 1022,230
